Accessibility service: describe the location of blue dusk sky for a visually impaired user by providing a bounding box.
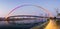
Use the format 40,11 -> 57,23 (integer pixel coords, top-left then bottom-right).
0,0 -> 60,17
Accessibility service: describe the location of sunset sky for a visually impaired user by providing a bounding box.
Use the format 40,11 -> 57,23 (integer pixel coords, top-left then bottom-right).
0,0 -> 60,17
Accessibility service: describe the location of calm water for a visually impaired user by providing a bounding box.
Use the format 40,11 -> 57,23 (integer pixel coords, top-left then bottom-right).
0,21 -> 45,29
0,18 -> 46,29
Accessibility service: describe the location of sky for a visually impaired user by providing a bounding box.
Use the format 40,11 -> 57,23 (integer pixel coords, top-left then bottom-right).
0,0 -> 60,17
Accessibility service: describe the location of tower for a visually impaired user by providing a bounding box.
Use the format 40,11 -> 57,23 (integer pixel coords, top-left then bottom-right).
56,8 -> 58,14
56,8 -> 60,18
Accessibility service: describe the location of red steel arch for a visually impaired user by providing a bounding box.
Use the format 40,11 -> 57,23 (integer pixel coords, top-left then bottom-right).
5,4 -> 54,24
